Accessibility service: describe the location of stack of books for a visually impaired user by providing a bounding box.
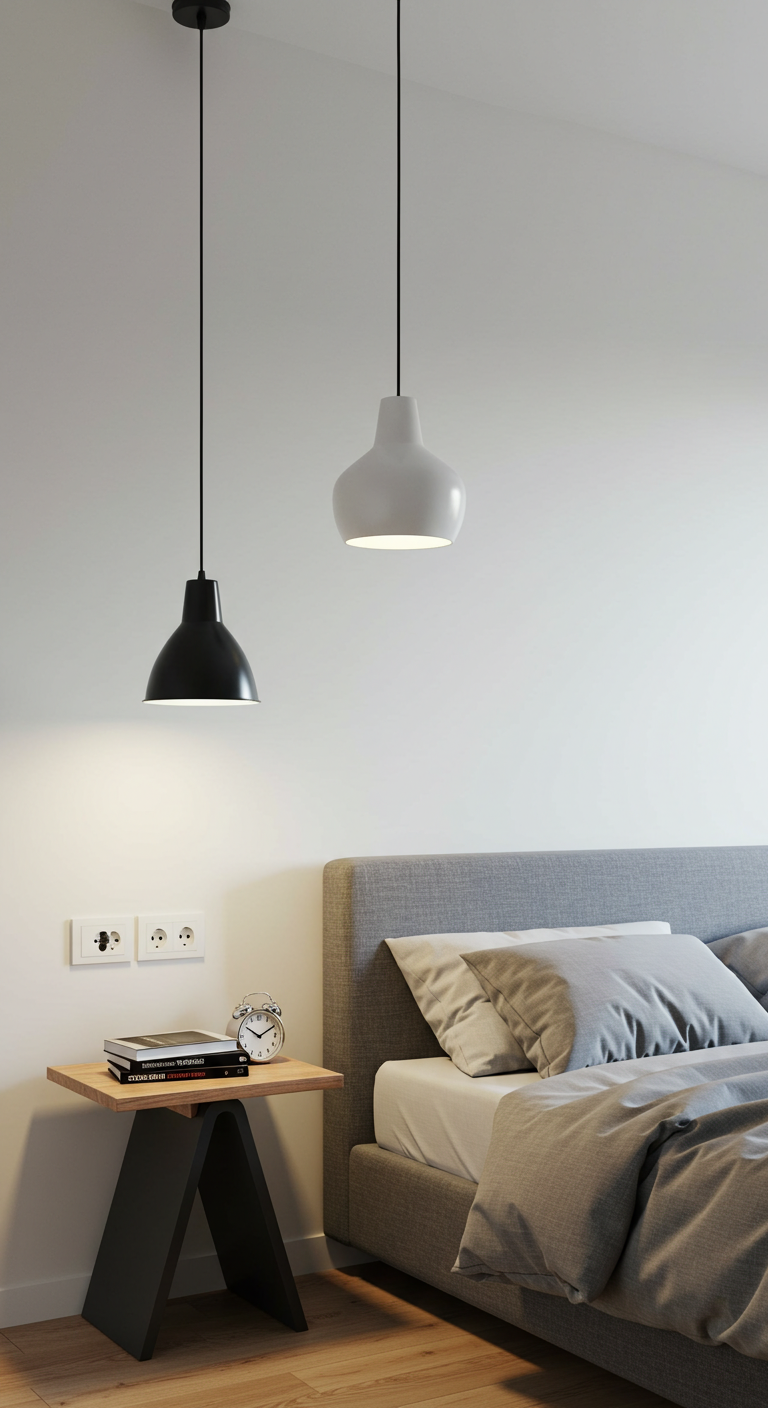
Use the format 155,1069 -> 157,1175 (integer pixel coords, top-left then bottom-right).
105,1030 -> 249,1084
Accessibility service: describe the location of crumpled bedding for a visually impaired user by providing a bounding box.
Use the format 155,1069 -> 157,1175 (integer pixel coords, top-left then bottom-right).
453,1046 -> 768,1359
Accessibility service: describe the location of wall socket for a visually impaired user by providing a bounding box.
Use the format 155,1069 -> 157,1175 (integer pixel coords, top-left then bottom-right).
137,913 -> 205,962
71,916 -> 133,966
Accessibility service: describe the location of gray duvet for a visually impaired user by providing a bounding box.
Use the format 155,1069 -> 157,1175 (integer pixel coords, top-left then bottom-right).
453,1045 -> 768,1359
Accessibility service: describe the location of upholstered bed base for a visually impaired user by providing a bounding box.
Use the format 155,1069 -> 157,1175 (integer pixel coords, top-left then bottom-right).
349,1143 -> 765,1408
323,848 -> 768,1408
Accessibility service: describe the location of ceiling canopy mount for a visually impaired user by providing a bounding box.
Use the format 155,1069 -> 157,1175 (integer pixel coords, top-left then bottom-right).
172,1 -> 230,30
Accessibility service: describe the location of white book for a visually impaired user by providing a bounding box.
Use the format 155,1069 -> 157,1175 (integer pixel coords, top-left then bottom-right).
104,1029 -> 238,1061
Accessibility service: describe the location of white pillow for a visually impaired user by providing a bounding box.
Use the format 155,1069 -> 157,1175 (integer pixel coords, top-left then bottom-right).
386,921 -> 672,1077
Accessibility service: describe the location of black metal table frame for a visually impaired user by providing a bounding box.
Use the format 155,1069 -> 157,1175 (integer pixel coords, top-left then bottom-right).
82,1099 -> 308,1360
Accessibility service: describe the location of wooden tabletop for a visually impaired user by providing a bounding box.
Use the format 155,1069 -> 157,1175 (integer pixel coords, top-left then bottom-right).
47,1055 -> 344,1119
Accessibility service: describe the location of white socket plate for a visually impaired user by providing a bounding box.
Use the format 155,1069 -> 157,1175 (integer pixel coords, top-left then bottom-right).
71,916 -> 133,966
137,913 -> 205,961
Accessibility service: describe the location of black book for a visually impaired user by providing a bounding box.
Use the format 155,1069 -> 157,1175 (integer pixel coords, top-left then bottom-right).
106,1061 -> 250,1085
107,1049 -> 248,1073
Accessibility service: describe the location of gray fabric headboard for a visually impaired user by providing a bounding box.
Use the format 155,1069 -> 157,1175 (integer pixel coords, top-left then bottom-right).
322,846 -> 768,1244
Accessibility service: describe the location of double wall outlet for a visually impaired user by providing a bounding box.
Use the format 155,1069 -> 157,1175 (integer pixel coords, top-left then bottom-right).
69,912 -> 205,966
71,916 -> 133,967
137,912 -> 205,962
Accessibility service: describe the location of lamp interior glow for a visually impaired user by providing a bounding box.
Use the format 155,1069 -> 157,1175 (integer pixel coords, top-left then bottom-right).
346,535 -> 451,550
147,699 -> 256,707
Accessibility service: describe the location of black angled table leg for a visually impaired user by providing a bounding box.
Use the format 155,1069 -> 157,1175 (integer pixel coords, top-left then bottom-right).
198,1102 -> 307,1331
83,1104 -> 206,1359
82,1099 -> 307,1360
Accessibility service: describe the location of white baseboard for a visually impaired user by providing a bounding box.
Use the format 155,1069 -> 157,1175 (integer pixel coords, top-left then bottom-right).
290,1234 -> 376,1276
0,1236 -> 375,1330
169,1235 -> 375,1295
0,1272 -> 91,1330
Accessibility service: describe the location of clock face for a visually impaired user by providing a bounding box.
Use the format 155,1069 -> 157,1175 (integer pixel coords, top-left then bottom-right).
238,1009 -> 283,1062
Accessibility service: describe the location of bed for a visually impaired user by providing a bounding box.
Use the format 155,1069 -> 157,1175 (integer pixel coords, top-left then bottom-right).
322,846 -> 768,1408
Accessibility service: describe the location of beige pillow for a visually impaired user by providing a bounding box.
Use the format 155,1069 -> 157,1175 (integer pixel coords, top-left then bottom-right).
386,921 -> 672,1077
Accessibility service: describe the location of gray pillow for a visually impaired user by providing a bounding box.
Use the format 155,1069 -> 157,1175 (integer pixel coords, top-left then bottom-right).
461,934 -> 768,1078
708,929 -> 768,1008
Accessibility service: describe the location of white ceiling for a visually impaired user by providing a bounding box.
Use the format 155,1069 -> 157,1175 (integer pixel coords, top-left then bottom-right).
133,0 -> 768,177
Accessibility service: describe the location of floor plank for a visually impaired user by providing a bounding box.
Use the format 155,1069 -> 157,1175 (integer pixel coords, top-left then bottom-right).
294,1341 -> 518,1395
0,1374 -> 43,1408
289,1348 -> 544,1408
1,1263 -> 673,1408
273,1316 -> 512,1387
46,1366 -> 316,1408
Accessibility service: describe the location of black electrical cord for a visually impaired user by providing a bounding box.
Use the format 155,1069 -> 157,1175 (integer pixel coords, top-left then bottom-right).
396,0 -> 401,397
198,13 -> 205,576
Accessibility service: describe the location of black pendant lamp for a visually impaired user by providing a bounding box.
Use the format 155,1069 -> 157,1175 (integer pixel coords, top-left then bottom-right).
145,0 -> 258,707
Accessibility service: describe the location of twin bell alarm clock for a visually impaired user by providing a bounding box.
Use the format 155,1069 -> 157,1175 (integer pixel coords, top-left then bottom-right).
227,992 -> 284,1063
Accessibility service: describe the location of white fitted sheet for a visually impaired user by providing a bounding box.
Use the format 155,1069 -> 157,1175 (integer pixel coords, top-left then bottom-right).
373,1044 -> 768,1185
373,1056 -> 541,1183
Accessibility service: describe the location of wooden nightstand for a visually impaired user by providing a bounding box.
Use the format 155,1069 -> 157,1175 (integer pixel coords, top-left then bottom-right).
47,1055 -> 343,1361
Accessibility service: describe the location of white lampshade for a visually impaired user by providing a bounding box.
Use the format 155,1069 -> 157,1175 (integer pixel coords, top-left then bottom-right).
333,396 -> 466,549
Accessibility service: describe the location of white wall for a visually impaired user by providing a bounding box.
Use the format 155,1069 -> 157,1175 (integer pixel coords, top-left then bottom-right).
3,0 -> 768,1324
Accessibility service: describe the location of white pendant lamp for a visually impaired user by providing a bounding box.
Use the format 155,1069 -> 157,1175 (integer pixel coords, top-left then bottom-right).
333,0 -> 466,550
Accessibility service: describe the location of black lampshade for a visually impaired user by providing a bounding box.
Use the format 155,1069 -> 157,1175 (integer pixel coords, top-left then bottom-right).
144,574 -> 259,705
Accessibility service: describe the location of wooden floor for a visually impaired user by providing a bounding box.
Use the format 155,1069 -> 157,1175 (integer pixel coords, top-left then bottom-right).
0,1262 -> 673,1408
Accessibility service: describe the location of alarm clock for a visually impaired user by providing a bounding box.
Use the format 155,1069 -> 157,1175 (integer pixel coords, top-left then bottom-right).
227,992 -> 285,1063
